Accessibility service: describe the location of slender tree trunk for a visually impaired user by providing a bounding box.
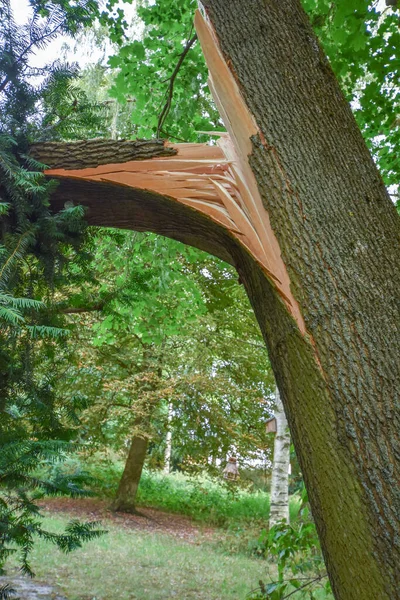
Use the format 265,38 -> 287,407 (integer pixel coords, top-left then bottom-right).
163,402 -> 173,474
110,102 -> 119,141
112,435 -> 148,513
112,346 -> 163,513
269,387 -> 290,527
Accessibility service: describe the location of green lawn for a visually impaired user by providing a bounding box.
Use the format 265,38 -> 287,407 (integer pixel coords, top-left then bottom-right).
11,513 -> 272,600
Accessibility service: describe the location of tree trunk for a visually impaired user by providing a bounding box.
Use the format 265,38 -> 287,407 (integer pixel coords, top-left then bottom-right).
31,1 -> 400,596
163,402 -> 173,474
269,387 -> 290,527
112,435 -> 148,513
198,3 -> 400,598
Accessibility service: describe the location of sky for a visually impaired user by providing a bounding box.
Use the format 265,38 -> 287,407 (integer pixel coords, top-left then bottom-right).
10,0 -> 140,68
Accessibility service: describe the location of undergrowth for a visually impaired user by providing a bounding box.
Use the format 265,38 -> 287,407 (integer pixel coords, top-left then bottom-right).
42,453 -> 302,528
34,454 -> 333,599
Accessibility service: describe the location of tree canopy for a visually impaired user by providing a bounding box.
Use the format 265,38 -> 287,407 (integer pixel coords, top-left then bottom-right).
107,0 -> 399,197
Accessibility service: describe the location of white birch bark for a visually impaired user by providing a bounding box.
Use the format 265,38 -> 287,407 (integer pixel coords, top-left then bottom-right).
269,386 -> 290,527
110,102 -> 119,140
163,402 -> 173,474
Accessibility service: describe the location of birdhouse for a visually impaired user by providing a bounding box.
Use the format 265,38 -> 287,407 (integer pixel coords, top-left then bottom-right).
223,456 -> 239,480
266,417 -> 277,434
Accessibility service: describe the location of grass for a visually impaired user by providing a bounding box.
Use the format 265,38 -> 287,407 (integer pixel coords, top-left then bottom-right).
55,455 -> 302,527
8,513 -> 274,600
7,462 -> 321,599
125,471 -> 300,527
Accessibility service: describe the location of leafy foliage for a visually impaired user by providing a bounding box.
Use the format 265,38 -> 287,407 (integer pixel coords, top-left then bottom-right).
57,230 -> 274,476
108,0 -> 221,141
107,0 -> 399,192
249,488 -> 332,600
301,0 -> 400,190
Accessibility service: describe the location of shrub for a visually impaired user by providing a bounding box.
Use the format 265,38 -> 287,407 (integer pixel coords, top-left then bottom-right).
248,490 -> 333,599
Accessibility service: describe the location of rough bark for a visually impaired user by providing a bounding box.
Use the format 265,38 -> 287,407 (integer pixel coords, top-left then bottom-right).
269,387 -> 290,527
199,2 -> 400,597
30,1 -> 400,597
112,435 -> 149,513
29,139 -> 175,170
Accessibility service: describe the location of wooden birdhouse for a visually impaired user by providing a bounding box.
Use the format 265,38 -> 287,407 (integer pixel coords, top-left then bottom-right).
266,417 -> 277,434
223,457 -> 239,480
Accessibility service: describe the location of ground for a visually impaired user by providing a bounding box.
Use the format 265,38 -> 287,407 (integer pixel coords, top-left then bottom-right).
1,499 -> 268,600
39,497 -> 217,543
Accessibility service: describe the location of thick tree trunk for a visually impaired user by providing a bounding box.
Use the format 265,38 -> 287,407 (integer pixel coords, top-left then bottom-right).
112,435 -> 148,513
31,2 -> 400,597
269,387 -> 290,527
199,2 -> 400,598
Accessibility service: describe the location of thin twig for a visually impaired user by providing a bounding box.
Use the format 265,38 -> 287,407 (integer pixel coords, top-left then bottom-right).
282,573 -> 328,598
159,129 -> 190,143
246,573 -> 328,599
156,33 -> 198,138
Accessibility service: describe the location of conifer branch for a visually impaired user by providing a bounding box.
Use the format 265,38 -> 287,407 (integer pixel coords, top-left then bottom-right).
0,9 -> 65,93
0,231 -> 32,285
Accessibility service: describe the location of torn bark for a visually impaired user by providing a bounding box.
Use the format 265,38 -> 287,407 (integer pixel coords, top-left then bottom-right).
30,139 -> 176,170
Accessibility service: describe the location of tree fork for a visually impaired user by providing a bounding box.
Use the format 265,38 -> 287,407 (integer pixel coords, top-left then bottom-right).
30,1 -> 400,596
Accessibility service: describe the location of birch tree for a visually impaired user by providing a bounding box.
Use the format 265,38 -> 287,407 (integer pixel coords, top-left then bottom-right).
269,387 -> 290,528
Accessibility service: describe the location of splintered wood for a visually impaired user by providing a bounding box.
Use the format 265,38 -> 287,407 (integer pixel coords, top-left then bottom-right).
194,9 -> 305,333
43,11 -> 305,334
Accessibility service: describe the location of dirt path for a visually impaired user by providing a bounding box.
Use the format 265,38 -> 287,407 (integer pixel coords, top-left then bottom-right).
39,497 -> 217,543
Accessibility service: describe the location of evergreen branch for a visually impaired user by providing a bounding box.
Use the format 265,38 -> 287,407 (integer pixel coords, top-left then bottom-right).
26,325 -> 69,339
0,583 -> 16,600
0,15 -> 66,94
0,230 -> 32,286
0,305 -> 24,325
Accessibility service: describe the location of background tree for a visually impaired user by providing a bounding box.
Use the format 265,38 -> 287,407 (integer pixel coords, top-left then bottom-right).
59,230 -> 275,512
268,388 -> 290,528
